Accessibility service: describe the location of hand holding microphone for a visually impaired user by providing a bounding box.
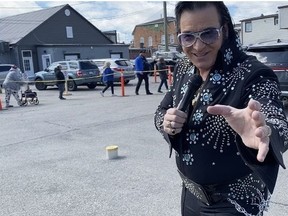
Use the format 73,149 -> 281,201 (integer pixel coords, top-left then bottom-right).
164,74 -> 203,135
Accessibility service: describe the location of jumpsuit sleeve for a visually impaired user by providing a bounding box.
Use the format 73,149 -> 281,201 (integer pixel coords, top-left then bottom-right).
235,65 -> 288,193
154,64 -> 180,157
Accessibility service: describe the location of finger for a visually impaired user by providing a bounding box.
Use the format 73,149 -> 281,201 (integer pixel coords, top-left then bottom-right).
251,111 -> 266,128
171,121 -> 184,129
167,108 -> 187,119
207,105 -> 234,117
248,99 -> 261,111
255,125 -> 271,138
257,139 -> 270,162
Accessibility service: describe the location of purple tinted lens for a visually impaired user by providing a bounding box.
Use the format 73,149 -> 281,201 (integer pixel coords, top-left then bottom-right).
179,28 -> 220,47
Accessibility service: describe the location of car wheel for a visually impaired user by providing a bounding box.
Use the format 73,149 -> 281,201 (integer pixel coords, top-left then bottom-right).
35,78 -> 47,90
124,80 -> 130,85
87,82 -> 97,89
67,79 -> 77,91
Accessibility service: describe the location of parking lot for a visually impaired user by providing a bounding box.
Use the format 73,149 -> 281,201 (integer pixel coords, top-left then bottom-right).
1,79 -> 288,216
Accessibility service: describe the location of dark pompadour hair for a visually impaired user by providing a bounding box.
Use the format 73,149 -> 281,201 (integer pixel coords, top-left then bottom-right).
175,1 -> 236,40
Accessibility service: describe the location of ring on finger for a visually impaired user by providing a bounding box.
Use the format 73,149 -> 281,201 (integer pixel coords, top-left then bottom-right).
171,128 -> 176,135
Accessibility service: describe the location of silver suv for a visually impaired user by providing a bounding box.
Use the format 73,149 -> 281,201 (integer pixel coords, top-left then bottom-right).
92,58 -> 135,84
0,64 -> 13,88
246,39 -> 288,102
34,60 -> 101,91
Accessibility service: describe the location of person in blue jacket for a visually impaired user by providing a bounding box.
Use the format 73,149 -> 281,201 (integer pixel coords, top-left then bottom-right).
134,50 -> 153,95
100,61 -> 115,97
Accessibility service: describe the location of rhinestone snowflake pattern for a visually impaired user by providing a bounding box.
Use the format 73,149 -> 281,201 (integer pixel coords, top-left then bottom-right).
224,48 -> 233,65
199,89 -> 213,105
210,70 -> 225,85
186,129 -> 199,145
182,149 -> 194,165
192,109 -> 204,125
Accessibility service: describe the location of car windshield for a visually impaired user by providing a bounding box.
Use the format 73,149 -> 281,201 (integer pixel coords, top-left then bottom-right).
80,61 -> 98,70
94,61 -> 105,67
0,65 -> 11,72
246,47 -> 288,66
115,60 -> 131,66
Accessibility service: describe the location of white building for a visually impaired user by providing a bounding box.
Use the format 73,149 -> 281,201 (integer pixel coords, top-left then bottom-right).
240,5 -> 288,46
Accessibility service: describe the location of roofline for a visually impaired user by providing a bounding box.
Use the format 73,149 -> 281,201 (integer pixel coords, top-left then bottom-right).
58,5 -> 114,44
132,17 -> 176,35
240,14 -> 278,22
36,44 -> 130,47
278,5 -> 288,9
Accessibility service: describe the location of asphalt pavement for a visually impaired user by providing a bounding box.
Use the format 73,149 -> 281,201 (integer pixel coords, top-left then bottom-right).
0,78 -> 287,216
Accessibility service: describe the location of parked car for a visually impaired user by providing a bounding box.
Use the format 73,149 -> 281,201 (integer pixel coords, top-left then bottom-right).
246,39 -> 288,103
0,64 -> 35,87
146,51 -> 185,76
34,60 -> 101,91
92,58 -> 135,84
0,64 -> 12,88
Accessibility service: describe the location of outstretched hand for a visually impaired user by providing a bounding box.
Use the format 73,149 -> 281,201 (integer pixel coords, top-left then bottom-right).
207,99 -> 271,162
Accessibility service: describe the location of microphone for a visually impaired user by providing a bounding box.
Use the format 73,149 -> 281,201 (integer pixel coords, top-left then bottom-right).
177,74 -> 203,112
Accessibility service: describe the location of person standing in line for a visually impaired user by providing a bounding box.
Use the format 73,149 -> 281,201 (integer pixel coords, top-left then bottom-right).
100,61 -> 116,97
134,50 -> 153,95
157,57 -> 169,93
3,65 -> 26,108
154,1 -> 288,215
54,64 -> 66,100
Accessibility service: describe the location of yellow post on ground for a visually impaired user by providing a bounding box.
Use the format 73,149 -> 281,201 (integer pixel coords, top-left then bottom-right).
106,145 -> 119,160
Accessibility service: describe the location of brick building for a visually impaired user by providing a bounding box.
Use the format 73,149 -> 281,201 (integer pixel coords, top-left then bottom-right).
131,17 -> 179,58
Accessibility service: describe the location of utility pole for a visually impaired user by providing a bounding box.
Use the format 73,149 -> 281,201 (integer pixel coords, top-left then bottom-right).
163,1 -> 169,52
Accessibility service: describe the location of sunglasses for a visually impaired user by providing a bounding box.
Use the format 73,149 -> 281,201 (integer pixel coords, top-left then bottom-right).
177,26 -> 223,47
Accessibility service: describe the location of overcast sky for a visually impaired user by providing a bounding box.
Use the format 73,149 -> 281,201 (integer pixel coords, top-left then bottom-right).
0,1 -> 287,43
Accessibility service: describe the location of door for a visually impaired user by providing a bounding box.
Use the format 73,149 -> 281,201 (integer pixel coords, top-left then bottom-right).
22,50 -> 34,79
42,54 -> 51,70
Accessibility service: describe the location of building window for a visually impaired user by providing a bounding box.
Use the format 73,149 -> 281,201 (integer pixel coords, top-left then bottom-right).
66,26 -> 73,38
161,35 -> 165,44
245,22 -> 252,32
274,17 -> 278,25
148,36 -> 153,47
140,37 -> 144,48
169,34 -> 174,44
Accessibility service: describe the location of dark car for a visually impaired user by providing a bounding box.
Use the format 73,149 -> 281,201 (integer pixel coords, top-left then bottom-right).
246,39 -> 288,103
34,60 -> 101,91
